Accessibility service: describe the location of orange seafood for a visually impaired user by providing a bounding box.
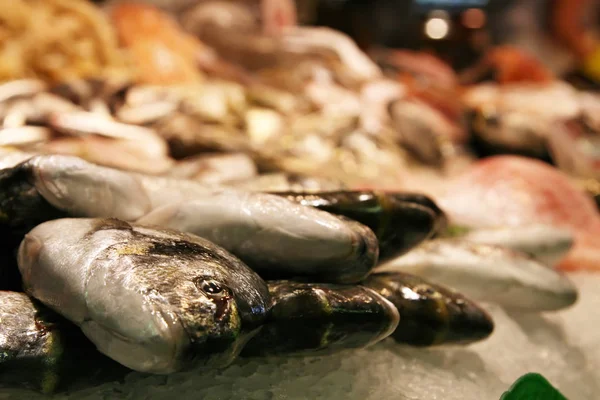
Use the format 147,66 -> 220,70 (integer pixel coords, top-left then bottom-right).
461,45 -> 555,85
109,2 -> 208,84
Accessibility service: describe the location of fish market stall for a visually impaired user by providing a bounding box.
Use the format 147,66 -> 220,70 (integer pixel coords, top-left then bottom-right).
0,1 -> 599,399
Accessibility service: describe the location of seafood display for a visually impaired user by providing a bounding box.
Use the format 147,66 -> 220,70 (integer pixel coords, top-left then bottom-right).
0,0 -> 598,397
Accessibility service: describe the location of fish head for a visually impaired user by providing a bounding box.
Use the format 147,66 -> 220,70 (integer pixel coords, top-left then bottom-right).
128,229 -> 271,369
164,269 -> 245,365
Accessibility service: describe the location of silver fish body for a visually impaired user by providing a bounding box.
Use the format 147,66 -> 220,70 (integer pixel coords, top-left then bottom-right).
458,225 -> 574,267
271,190 -> 439,263
376,239 -> 578,311
17,218 -> 270,374
137,190 -> 379,283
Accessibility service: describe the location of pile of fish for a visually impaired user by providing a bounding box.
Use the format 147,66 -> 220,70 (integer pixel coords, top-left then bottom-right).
0,3 -> 598,396
0,150 -> 581,394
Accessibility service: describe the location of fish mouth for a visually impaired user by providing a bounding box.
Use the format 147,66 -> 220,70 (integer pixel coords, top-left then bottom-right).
443,301 -> 495,345
332,218 -> 379,284
179,297 -> 244,369
158,308 -> 192,373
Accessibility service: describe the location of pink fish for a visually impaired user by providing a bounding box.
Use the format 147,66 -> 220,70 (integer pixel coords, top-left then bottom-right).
439,156 -> 600,271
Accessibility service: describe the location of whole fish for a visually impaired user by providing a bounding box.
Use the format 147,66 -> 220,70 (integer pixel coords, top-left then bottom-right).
439,155 -> 600,271
0,155 -> 378,283
137,190 -> 379,283
455,225 -> 574,267
363,272 -> 494,346
17,218 -> 270,374
271,190 -> 440,263
376,239 -> 578,311
0,291 -> 127,394
241,281 -> 399,357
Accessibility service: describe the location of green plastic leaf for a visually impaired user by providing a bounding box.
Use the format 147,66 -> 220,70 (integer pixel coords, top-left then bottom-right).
500,373 -> 567,400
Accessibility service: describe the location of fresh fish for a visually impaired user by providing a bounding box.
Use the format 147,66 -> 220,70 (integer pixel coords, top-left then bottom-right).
0,155 -> 378,283
137,190 -> 379,284
439,155 -> 600,271
376,239 -> 578,311
271,190 -> 439,263
363,272 -> 494,346
241,281 -> 399,357
0,291 -> 127,394
455,225 -> 574,267
17,218 -> 270,374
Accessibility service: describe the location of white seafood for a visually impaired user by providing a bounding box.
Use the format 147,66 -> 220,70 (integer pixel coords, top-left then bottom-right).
376,239 -> 578,311
459,225 -> 574,267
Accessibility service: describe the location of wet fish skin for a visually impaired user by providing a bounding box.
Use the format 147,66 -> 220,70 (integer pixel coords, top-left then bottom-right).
363,272 -> 494,346
241,280 -> 399,357
459,225 -> 574,267
0,291 -> 127,394
376,239 -> 578,312
18,218 -> 270,374
0,155 -> 152,238
137,190 -> 379,284
270,190 -> 438,263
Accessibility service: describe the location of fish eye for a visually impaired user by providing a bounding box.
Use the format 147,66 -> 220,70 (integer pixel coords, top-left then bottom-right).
194,277 -> 230,297
203,281 -> 223,294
